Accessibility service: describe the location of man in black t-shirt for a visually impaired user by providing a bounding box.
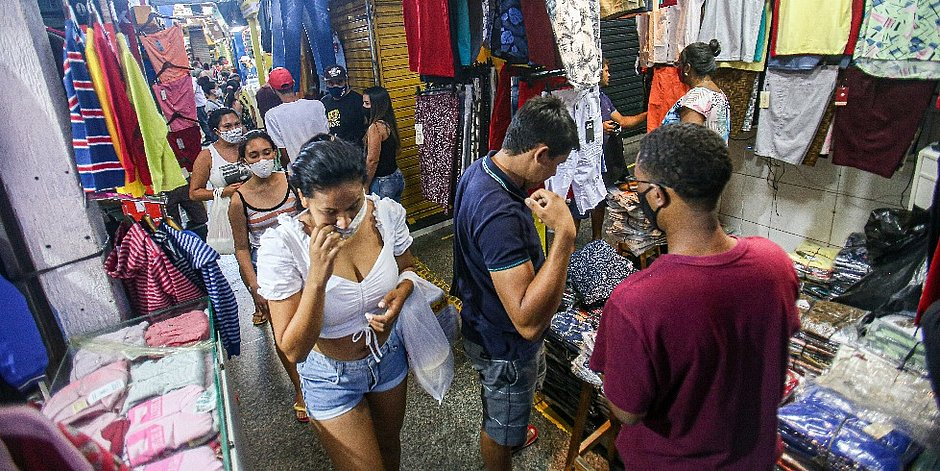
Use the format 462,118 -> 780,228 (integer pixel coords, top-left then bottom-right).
320,65 -> 366,148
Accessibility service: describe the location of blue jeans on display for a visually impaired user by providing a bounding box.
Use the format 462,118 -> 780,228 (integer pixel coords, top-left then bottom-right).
370,169 -> 405,203
272,0 -> 337,90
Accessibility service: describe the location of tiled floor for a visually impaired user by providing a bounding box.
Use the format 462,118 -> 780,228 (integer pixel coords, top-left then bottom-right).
221,220 -> 605,470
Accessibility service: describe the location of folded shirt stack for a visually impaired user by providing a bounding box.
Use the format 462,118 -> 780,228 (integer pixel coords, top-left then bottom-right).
145,310 -> 210,347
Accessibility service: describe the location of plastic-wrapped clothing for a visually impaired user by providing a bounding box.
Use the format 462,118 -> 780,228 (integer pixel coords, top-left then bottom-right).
42,361 -> 130,426
125,385 -> 217,467
123,351 -> 207,411
142,446 -> 223,471
71,321 -> 149,381
0,274 -> 48,391
144,310 -> 210,347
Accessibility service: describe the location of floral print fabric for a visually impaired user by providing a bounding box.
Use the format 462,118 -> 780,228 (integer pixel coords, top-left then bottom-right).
854,0 -> 940,79
548,0 -> 602,88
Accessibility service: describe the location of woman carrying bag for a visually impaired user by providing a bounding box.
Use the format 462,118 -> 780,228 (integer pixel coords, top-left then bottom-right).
189,108 -> 248,254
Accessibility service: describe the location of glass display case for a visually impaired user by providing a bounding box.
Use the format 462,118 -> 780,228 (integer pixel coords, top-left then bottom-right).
44,297 -> 243,469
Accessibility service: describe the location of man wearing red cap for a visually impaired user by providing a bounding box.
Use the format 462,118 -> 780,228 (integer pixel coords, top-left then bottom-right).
263,67 -> 330,165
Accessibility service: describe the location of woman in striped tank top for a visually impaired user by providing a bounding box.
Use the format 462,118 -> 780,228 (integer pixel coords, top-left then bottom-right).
229,130 -> 308,422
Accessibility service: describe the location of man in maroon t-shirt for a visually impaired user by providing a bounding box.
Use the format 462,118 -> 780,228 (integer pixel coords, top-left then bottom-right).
590,123 -> 800,470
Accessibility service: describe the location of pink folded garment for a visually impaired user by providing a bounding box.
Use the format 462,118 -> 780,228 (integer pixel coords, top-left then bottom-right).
144,310 -> 210,347
42,361 -> 129,426
73,412 -> 129,456
142,446 -> 223,471
71,321 -> 148,381
125,384 -> 217,467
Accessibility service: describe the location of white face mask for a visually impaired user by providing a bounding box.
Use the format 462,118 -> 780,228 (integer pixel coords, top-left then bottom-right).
218,128 -> 245,144
335,194 -> 368,239
248,159 -> 275,179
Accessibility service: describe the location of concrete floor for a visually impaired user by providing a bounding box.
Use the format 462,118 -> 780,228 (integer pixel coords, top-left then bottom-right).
220,215 -> 606,470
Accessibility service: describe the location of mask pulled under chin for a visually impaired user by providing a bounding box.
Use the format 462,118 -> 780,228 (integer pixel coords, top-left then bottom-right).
335,194 -> 369,239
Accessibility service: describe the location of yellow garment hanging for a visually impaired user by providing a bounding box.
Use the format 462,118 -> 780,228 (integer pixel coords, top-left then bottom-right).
116,33 -> 187,193
84,27 -> 147,196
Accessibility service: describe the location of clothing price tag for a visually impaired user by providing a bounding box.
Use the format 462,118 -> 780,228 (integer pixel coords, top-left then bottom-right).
835,86 -> 849,106
863,423 -> 894,440
71,398 -> 89,414
192,389 -> 217,414
176,138 -> 186,149
88,379 -> 126,405
759,91 -> 770,109
585,120 -> 595,143
160,89 -> 167,101
415,123 -> 425,146
135,201 -> 146,213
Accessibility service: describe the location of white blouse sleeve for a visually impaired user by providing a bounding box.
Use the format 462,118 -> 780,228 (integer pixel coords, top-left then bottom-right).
379,198 -> 413,257
256,228 -> 304,301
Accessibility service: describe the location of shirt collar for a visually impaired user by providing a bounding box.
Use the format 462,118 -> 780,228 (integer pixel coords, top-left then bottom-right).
482,151 -> 527,202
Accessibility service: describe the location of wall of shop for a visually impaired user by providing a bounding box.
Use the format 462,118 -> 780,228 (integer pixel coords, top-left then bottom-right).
718,140 -> 915,252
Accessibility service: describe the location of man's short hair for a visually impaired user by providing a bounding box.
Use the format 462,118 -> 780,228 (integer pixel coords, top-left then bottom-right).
502,96 -> 578,158
638,123 -> 731,211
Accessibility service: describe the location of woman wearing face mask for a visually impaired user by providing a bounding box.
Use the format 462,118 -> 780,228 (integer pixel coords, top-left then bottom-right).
362,86 -> 403,202
257,135 -> 415,470
661,40 -> 731,143
205,82 -> 223,114
189,108 -> 247,206
228,130 -> 308,422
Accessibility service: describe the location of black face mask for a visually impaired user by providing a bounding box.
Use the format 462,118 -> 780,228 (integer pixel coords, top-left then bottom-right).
637,186 -> 665,232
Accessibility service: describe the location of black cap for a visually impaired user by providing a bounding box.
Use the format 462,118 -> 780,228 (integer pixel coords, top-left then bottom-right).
323,65 -> 347,81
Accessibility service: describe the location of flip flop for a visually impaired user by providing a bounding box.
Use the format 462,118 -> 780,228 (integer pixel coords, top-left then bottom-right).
252,311 -> 268,326
293,402 -> 309,423
512,425 -> 539,454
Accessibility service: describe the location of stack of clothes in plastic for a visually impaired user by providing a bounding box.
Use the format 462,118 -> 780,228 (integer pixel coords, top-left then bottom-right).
779,386 -> 923,471
604,190 -> 666,256
858,315 -> 928,376
831,233 -> 872,296
789,300 -> 867,377
790,241 -> 840,299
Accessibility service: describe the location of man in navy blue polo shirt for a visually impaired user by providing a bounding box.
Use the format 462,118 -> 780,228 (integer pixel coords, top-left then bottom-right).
453,96 -> 579,470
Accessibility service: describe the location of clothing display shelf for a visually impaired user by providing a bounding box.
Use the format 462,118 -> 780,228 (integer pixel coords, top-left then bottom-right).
47,297 -> 244,470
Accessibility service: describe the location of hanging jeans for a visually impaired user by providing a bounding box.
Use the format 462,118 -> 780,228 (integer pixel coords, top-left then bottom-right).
272,0 -> 337,90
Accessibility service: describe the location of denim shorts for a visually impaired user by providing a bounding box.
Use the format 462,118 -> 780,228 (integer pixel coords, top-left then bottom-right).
370,168 -> 405,203
464,338 -> 547,447
296,323 -> 409,421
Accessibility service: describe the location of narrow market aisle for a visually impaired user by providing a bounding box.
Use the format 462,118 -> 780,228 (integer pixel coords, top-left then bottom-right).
221,223 -> 606,470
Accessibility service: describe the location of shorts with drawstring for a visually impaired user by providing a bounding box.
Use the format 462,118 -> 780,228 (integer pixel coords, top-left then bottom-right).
296,322 -> 409,421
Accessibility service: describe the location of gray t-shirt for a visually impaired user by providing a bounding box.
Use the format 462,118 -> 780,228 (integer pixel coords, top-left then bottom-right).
264,99 -> 330,163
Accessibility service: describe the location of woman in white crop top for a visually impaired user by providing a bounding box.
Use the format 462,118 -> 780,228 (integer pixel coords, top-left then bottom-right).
256,136 -> 415,470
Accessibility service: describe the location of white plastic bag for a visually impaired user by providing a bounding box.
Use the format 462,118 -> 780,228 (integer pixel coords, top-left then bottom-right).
399,280 -> 454,404
206,190 -> 234,255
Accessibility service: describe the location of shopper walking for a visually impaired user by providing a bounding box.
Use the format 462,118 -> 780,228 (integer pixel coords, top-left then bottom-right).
228,130 -> 307,422
189,108 -> 247,204
452,97 -> 579,470
255,79 -> 282,125
193,72 -> 213,145
590,123 -> 800,470
592,59 -> 648,240
661,40 -> 732,142
204,80 -> 223,115
362,86 -> 403,202
320,65 -> 366,147
264,67 -> 330,165
257,136 -> 415,470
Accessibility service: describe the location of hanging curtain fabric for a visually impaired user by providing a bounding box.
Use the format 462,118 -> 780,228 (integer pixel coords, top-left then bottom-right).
63,20 -> 126,193
853,0 -> 940,80
403,0 -> 457,77
416,92 -> 461,208
117,33 -> 187,193
87,24 -> 152,194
